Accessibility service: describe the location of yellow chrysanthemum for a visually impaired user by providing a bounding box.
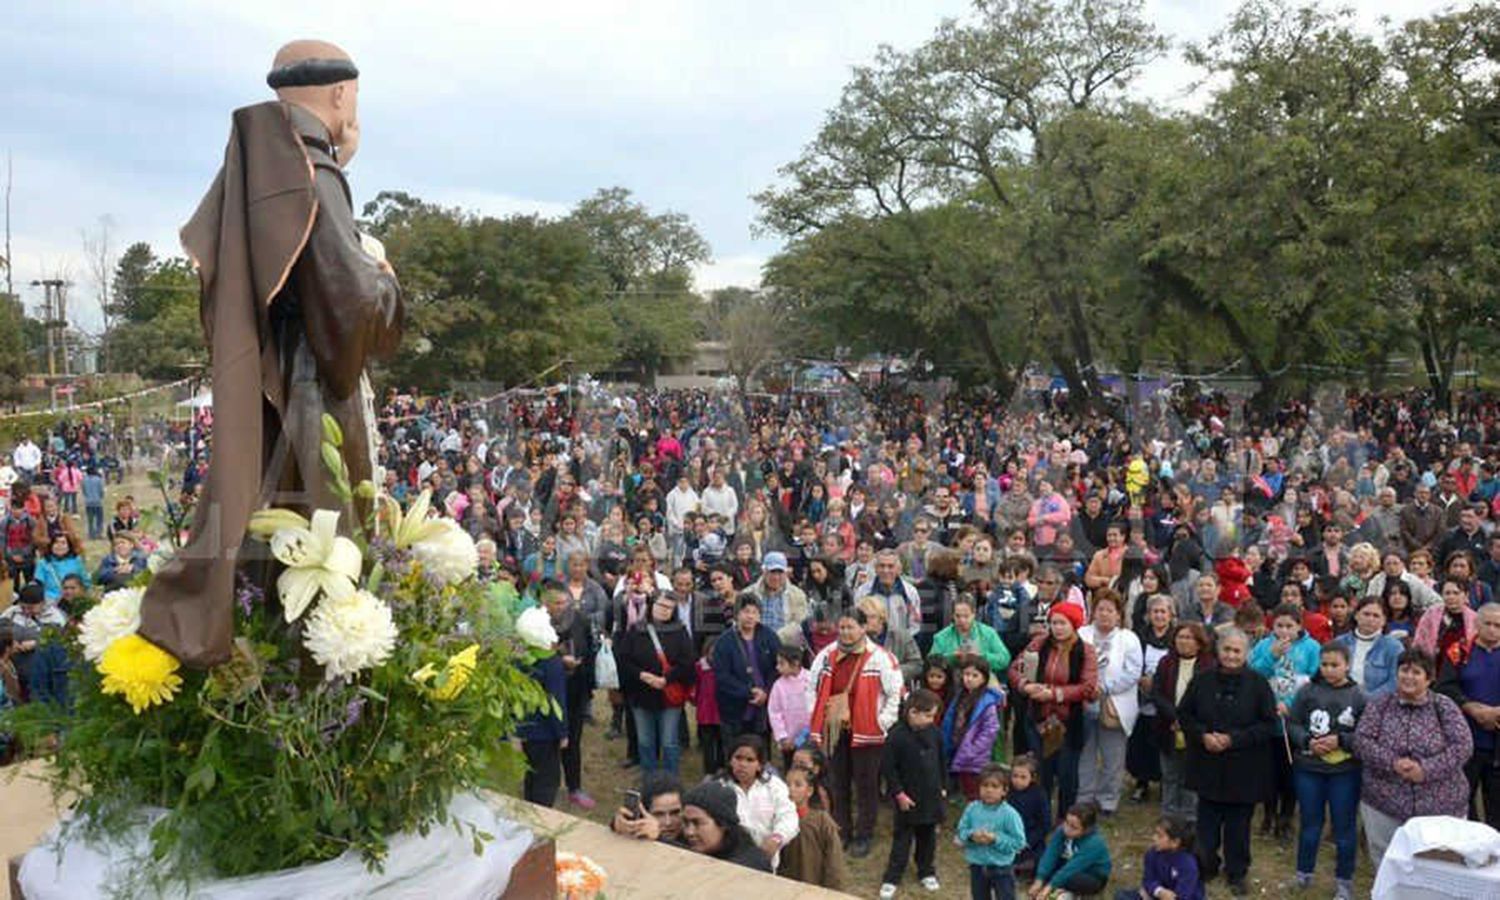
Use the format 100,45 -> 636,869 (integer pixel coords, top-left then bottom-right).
98,634 -> 183,714
413,643 -> 480,701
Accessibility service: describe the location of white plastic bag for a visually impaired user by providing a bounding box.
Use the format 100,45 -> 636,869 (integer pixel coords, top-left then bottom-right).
595,638 -> 620,690
19,793 -> 535,900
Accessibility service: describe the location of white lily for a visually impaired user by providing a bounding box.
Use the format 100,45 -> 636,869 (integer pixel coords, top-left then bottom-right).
387,489 -> 446,548
386,489 -> 478,584
270,509 -> 363,622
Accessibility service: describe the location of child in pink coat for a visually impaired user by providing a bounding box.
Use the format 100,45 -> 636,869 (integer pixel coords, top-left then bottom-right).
768,645 -> 813,772
694,643 -> 724,776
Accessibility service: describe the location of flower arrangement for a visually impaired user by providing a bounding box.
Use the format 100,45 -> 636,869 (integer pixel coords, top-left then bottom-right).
555,852 -> 609,899
4,415 -> 556,893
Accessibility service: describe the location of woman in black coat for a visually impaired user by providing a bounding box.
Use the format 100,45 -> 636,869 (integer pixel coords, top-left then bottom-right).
1176,627 -> 1277,896
617,592 -> 697,776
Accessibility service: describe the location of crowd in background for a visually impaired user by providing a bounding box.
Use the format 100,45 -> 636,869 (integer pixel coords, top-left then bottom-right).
4,382 -> 1500,898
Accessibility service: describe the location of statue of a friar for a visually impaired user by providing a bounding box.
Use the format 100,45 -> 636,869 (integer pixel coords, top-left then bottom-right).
139,40 -> 404,668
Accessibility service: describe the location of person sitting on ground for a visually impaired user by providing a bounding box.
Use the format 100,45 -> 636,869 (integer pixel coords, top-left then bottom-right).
94,532 -> 148,591
1028,802 -> 1112,899
609,773 -> 686,844
680,780 -> 773,872
32,534 -> 88,602
1114,816 -> 1203,900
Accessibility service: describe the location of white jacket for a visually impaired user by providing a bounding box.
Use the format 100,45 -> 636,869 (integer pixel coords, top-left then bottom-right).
1079,624 -> 1144,736
723,773 -> 799,868
665,486 -> 700,534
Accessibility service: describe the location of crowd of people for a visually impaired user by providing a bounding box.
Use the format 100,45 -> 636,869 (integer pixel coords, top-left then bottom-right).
5,381 -> 1500,898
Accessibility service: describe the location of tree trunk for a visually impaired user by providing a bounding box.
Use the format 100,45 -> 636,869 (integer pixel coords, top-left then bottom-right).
959,307 -> 1020,405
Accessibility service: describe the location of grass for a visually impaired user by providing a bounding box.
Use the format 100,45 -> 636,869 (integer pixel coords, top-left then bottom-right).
569,693 -> 1375,899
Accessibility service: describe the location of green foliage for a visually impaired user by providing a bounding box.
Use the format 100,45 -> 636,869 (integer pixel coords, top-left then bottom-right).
0,292 -> 29,401
760,0 -> 1500,406
103,253 -> 203,379
364,193 -> 616,389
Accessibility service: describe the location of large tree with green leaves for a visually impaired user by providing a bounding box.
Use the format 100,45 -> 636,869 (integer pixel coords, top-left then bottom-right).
566,188 -> 710,385
363,192 -> 616,390
102,247 -> 204,380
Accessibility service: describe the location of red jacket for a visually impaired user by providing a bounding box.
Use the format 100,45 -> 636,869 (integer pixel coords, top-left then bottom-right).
808,642 -> 905,748
1215,557 -> 1252,608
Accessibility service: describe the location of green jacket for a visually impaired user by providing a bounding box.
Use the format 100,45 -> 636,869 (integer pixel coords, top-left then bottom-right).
931,621 -> 1011,676
1037,827 -> 1111,889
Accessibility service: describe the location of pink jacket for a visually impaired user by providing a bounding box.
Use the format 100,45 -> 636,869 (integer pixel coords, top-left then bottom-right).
1028,494 -> 1071,546
55,465 -> 82,494
768,669 -> 812,744
1413,605 -> 1477,658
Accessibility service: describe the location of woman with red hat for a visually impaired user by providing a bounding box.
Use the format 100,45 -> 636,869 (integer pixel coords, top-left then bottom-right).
1008,600 -> 1099,821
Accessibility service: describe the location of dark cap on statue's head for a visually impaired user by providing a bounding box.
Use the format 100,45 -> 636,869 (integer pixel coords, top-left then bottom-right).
266,57 -> 360,90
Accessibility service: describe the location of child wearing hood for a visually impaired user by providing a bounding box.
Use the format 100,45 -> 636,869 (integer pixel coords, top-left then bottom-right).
944,655 -> 1005,801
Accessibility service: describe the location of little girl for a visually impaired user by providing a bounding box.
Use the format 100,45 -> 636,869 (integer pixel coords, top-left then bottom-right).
1007,755 -> 1050,879
792,745 -> 833,812
923,656 -> 952,723
1030,804 -> 1111,899
778,766 -> 849,891
768,646 -> 812,771
943,656 -> 1004,800
1119,817 -> 1202,900
694,641 -> 723,776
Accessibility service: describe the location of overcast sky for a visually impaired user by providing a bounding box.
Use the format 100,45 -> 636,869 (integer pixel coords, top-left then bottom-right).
1,0 -> 1461,333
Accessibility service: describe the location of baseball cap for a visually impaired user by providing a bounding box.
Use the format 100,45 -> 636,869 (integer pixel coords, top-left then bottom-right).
763,551 -> 788,572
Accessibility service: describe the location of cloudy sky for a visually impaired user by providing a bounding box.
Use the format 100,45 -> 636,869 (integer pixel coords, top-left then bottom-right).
1,0 -> 1459,333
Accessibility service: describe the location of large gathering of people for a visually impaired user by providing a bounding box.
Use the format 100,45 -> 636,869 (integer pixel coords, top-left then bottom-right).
5,382 -> 1500,897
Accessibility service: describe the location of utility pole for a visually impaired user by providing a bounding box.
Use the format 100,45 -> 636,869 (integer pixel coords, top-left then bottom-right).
31,278 -> 70,377
3,154 -> 12,300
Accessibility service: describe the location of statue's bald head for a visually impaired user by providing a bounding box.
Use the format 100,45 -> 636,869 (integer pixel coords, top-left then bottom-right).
267,39 -> 361,161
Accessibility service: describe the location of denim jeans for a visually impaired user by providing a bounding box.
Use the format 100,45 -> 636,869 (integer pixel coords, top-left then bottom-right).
1294,767 -> 1360,879
633,705 -> 682,775
969,863 -> 1016,900
85,504 -> 104,540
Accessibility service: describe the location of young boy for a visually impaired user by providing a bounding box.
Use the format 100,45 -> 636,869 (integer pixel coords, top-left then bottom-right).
958,764 -> 1029,900
1007,755 -> 1050,880
880,688 -> 946,899
516,647 -> 568,807
767,645 -> 812,772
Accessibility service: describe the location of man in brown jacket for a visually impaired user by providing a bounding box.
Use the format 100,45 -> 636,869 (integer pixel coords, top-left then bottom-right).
1400,484 -> 1444,554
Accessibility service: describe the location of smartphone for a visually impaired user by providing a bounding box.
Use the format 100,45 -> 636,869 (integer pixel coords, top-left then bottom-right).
622,789 -> 644,821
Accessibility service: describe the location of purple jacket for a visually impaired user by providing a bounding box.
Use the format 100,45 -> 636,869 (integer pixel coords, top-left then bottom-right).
1354,690 -> 1472,821
942,686 -> 1003,774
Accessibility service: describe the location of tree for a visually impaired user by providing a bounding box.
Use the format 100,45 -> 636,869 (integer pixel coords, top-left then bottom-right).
567,188 -> 711,384
0,292 -> 27,402
364,192 -> 616,390
103,257 -> 203,379
82,215 -> 116,371
758,0 -> 1168,407
704,287 -> 791,393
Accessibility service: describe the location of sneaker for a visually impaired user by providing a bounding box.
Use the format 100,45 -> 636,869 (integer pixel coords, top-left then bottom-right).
617,757 -> 639,769
1131,783 -> 1149,803
604,727 -> 621,740
1228,879 -> 1249,897
920,876 -> 940,892
568,790 -> 597,811
879,885 -> 897,900
1334,879 -> 1354,900
1294,872 -> 1312,889
848,838 -> 871,859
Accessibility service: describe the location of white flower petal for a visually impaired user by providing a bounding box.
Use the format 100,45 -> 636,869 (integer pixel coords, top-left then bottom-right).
303,589 -> 398,680
320,569 -> 357,604
309,509 -> 341,554
516,606 -> 559,649
270,527 -> 315,568
278,568 -> 321,622
325,536 -> 364,582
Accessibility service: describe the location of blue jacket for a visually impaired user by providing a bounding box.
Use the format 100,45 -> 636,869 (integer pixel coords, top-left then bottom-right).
1036,827 -> 1111,889
1331,631 -> 1403,697
956,799 -> 1027,867
712,625 -> 781,728
1142,848 -> 1204,900
95,551 -> 148,591
1249,634 -> 1322,708
33,555 -> 89,601
516,655 -> 567,742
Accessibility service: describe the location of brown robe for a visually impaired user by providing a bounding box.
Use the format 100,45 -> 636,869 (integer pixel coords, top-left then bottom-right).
138,101 -> 402,668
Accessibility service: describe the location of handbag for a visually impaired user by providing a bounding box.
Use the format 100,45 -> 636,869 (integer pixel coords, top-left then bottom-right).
822,651 -> 867,749
646,625 -> 690,708
1100,694 -> 1122,731
1038,716 -> 1066,759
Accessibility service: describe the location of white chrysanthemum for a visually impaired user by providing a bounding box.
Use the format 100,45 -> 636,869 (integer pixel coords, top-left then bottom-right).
409,518 -> 479,585
516,606 -> 559,650
79,587 -> 145,662
303,589 -> 398,681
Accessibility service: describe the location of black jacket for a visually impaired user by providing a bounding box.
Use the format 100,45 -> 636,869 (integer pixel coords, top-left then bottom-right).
1177,666 -> 1278,805
617,619 -> 696,711
881,720 -> 946,825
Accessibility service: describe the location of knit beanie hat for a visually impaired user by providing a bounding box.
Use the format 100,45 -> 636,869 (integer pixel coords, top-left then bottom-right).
1049,601 -> 1085,632
683,781 -> 740,829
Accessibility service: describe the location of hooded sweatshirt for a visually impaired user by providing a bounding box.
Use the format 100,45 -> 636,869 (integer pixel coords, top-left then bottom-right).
1286,673 -> 1366,774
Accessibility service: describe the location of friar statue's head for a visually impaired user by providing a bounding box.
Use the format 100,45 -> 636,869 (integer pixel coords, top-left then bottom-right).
266,39 -> 362,162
